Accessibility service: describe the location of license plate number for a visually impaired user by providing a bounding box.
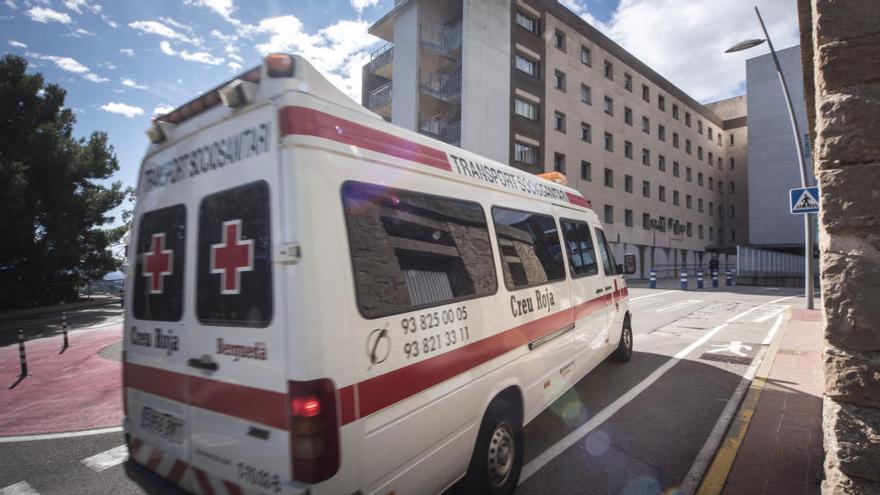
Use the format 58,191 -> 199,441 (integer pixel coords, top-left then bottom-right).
141,406 -> 184,444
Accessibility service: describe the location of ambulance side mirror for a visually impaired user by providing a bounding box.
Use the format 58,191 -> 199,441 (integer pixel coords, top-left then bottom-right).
623,253 -> 637,275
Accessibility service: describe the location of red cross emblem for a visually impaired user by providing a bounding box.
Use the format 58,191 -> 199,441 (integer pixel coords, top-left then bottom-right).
210,219 -> 254,295
143,233 -> 173,294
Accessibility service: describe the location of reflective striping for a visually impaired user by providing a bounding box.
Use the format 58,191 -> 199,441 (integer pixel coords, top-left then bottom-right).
129,437 -> 244,495
167,459 -> 189,485
193,467 -> 216,495
0,481 -> 40,495
223,481 -> 244,495
145,448 -> 164,471
81,444 -> 128,472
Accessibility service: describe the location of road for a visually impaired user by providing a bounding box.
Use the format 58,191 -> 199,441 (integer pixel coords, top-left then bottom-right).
0,286 -> 803,494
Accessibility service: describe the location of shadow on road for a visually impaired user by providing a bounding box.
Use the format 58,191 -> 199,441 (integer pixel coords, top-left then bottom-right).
0,306 -> 122,347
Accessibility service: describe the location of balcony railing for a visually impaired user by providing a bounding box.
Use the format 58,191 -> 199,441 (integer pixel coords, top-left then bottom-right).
368,42 -> 393,73
368,82 -> 392,110
419,69 -> 462,102
419,115 -> 461,146
420,20 -> 462,56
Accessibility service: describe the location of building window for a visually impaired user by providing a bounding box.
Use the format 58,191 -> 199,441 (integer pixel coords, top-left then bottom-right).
514,142 -> 538,165
709,201 -> 714,215
604,96 -> 614,115
698,146 -> 704,160
642,180 -> 651,198
624,140 -> 633,159
604,168 -> 614,187
672,104 -> 679,119
658,94 -> 665,111
624,106 -> 633,125
581,161 -> 591,181
515,53 -> 539,77
554,152 -> 566,173
658,125 -> 666,142
686,194 -> 692,209
708,151 -> 713,164
554,30 -> 566,51
673,161 -> 680,177
641,84 -> 650,102
604,59 -> 613,80
698,198 -> 704,212
604,132 -> 613,151
581,45 -> 592,66
642,148 -> 650,166
686,139 -> 692,154
554,111 -> 566,132
658,155 -> 666,171
718,134 -> 723,145
698,120 -> 703,134
686,222 -> 692,237
729,134 -> 734,145
580,83 -> 592,104
698,172 -> 704,186
731,229 -> 736,242
624,174 -> 633,193
624,72 -> 632,91
729,180 -> 735,192
730,204 -> 735,217
718,157 -> 723,169
708,127 -> 714,140
673,132 -> 679,148
729,157 -> 735,169
604,205 -> 614,224
710,226 -> 714,240
625,209 -> 633,227
515,10 -> 538,33
554,70 -> 566,91
581,122 -> 592,142
659,185 -> 666,202
709,177 -> 714,190
642,116 -> 650,134
514,98 -> 538,121
686,166 -> 692,182
673,190 -> 680,206
699,225 -> 704,239
643,213 -> 651,230
685,112 -> 691,127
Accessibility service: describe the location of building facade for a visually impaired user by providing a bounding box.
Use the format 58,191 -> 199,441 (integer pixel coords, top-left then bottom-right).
745,44 -> 814,249
363,0 -> 748,277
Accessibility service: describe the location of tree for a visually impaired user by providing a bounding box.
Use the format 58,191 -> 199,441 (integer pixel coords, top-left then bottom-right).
0,54 -> 128,307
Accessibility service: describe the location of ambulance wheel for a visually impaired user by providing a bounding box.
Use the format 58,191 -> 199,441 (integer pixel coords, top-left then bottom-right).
465,398 -> 523,495
609,316 -> 633,363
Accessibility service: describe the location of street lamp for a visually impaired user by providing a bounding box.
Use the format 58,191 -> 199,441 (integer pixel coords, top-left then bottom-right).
725,6 -> 815,309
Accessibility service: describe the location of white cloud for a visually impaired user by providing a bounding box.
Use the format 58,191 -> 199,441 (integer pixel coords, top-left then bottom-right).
153,104 -> 174,116
129,20 -> 194,44
121,78 -> 148,90
562,0 -> 799,102
65,28 -> 94,37
210,29 -> 236,43
26,6 -> 72,24
158,16 -> 194,33
253,17 -> 381,100
228,61 -> 242,71
185,0 -> 235,21
101,102 -> 144,118
119,48 -> 135,57
26,51 -> 89,73
99,61 -> 117,69
224,43 -> 242,63
5,0 -> 17,9
63,0 -> 101,15
350,0 -> 379,12
83,72 -> 108,83
159,40 -> 176,55
8,39 -> 27,48
179,50 -> 223,65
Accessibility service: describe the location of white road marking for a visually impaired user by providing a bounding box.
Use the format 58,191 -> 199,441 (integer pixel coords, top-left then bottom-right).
81,444 -> 128,472
752,305 -> 788,323
655,299 -> 703,313
0,426 -> 122,444
761,313 -> 786,345
519,295 -> 796,484
705,341 -> 753,357
1,481 -> 39,495
629,290 -> 675,302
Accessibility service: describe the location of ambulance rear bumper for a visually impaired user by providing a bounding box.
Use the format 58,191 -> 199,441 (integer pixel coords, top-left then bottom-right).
124,459 -> 190,495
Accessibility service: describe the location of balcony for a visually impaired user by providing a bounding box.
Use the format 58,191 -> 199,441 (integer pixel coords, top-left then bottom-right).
419,114 -> 461,147
368,82 -> 392,115
420,20 -> 462,58
368,42 -> 393,78
419,69 -> 461,103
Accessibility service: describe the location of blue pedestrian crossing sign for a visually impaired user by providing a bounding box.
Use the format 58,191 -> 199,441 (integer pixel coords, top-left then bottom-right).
790,187 -> 820,214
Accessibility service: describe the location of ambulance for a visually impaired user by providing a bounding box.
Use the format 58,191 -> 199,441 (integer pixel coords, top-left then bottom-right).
123,54 -> 636,495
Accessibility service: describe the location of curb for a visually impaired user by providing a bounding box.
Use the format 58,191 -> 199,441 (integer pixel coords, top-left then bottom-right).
693,310 -> 791,495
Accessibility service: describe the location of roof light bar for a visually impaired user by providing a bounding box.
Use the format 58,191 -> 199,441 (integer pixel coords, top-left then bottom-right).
266,54 -> 295,78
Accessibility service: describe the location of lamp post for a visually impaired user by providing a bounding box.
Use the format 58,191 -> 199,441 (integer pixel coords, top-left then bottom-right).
725,6 -> 815,309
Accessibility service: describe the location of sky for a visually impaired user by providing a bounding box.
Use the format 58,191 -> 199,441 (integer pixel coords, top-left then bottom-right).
2,0 -> 800,227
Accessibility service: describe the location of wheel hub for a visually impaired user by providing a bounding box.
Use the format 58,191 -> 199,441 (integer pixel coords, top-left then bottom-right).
487,425 -> 514,487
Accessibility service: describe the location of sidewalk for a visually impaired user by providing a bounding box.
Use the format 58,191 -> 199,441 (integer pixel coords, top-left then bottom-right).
699,308 -> 824,494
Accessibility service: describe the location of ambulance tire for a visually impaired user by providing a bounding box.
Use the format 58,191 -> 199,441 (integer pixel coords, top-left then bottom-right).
465,397 -> 523,495
609,315 -> 633,363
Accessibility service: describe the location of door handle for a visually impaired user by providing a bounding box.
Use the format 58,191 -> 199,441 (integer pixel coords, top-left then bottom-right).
188,355 -> 219,372
595,288 -> 604,294
605,286 -> 612,291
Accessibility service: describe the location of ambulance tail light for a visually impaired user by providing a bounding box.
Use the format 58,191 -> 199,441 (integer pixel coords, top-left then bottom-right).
266,54 -> 295,78
289,379 -> 340,484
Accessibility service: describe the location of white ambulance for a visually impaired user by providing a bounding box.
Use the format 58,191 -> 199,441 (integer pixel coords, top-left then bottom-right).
123,54 -> 635,495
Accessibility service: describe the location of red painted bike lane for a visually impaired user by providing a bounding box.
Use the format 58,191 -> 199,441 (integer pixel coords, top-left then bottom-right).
0,325 -> 123,436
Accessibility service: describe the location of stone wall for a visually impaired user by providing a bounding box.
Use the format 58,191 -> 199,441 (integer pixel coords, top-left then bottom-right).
805,1 -> 880,492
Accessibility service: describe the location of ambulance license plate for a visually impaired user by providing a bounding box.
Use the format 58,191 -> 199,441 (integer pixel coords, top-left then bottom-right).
141,406 -> 184,444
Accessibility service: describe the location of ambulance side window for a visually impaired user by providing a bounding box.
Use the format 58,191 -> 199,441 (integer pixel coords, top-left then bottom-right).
560,218 -> 599,278
133,204 -> 186,322
594,227 -> 618,276
492,207 -> 566,290
197,180 -> 272,327
342,181 -> 498,319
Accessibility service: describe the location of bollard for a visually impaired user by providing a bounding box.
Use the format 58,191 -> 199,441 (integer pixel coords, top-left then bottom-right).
680,269 -> 688,290
726,269 -> 733,287
697,270 -> 704,289
712,270 -> 719,288
649,270 -> 657,289
61,311 -> 69,349
18,330 -> 28,377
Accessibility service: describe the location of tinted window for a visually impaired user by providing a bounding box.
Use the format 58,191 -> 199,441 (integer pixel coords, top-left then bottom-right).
133,204 -> 186,321
492,207 -> 565,290
560,219 -> 599,277
594,228 -> 618,276
197,181 -> 272,327
342,181 -> 497,319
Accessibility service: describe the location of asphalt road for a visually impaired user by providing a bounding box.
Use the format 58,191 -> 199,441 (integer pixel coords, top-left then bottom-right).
0,286 -> 803,495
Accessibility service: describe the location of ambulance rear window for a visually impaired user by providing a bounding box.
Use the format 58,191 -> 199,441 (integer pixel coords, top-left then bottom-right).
197,181 -> 272,327
133,204 -> 186,322
342,181 -> 497,319
492,207 -> 566,290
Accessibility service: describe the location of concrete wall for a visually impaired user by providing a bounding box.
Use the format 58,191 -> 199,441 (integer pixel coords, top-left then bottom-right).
746,45 -> 814,247
460,0 -> 510,164
390,3 -> 420,131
